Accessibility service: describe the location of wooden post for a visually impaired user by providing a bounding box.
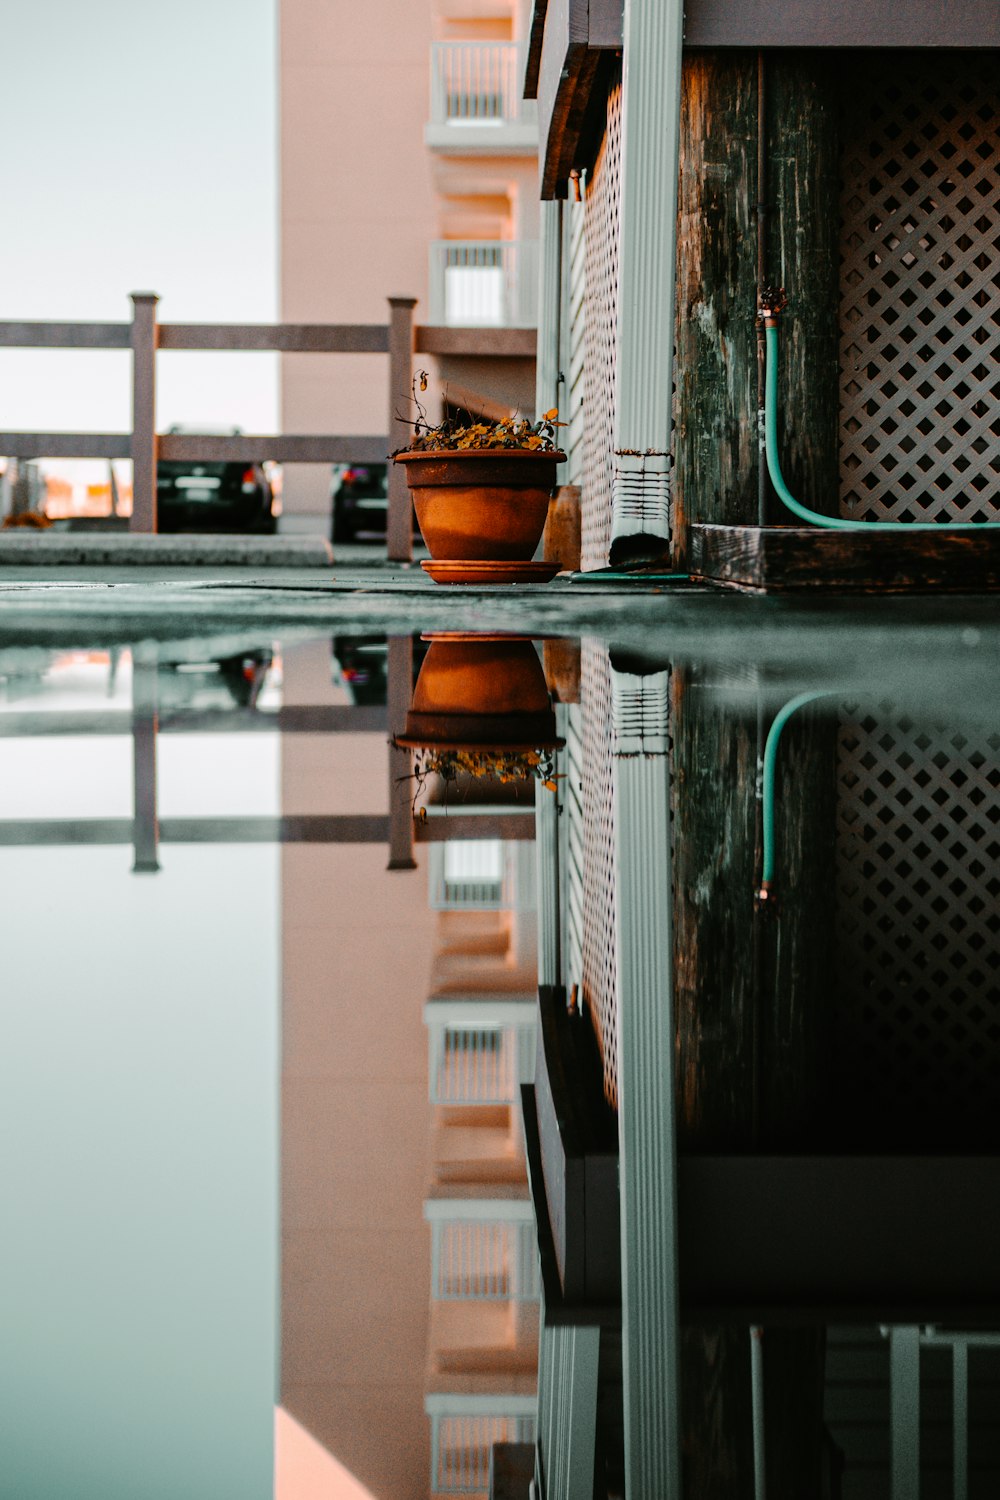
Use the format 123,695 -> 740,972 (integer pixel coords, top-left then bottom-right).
671,666 -> 834,1496
131,660 -> 160,873
673,54 -> 759,557
386,635 -> 416,870
767,55 -> 841,518
672,53 -> 841,552
386,297 -> 416,562
129,293 -> 159,533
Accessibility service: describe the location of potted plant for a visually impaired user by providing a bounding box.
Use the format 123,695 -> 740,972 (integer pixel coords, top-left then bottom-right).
392,375 -> 566,584
393,635 -> 564,799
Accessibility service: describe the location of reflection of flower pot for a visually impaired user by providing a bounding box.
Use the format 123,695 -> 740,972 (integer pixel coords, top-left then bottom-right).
393,450 -> 566,561
397,635 -> 560,750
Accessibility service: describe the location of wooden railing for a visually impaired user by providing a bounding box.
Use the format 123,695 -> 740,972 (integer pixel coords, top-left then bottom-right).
0,293 -> 417,558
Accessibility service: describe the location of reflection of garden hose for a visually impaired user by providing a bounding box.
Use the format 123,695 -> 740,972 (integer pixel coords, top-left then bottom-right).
763,306 -> 1000,532
756,689 -> 833,911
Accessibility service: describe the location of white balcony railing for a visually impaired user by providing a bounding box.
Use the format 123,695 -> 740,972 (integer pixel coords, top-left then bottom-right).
429,241 -> 539,328
429,838 -> 505,909
432,1026 -> 517,1105
430,42 -> 528,129
429,1216 -> 541,1302
425,1000 -> 537,1106
427,1396 -> 537,1495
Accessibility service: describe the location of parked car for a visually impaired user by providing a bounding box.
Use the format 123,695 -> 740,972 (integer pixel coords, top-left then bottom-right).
330,462 -> 389,543
157,431 -> 276,533
158,650 -> 274,710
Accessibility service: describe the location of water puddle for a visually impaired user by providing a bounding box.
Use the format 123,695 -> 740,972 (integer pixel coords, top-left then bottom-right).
2,623 -> 998,1496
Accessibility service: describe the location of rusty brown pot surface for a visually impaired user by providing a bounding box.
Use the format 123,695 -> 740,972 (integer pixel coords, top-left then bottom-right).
394,449 -> 566,561
397,636 -> 559,748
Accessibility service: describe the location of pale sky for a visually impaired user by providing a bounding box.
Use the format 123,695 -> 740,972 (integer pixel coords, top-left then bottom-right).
0,0 -> 278,442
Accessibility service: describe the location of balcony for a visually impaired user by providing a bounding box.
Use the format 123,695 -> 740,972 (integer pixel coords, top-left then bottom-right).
426,1200 -> 541,1302
429,241 -> 539,329
426,42 -> 538,153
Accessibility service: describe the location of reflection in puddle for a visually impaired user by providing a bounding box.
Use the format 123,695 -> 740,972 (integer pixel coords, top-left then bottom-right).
1,630 -> 999,1497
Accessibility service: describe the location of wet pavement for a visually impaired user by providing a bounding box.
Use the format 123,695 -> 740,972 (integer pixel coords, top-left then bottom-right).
2,580 -> 1000,1499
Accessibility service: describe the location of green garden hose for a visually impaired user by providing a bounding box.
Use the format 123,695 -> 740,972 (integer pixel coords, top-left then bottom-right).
756,688 -> 833,912
762,299 -> 1000,532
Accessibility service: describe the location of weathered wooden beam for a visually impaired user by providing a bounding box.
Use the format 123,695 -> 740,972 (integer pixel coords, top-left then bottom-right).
415,815 -> 536,842
671,666 -> 834,1496
766,53 -> 841,520
0,705 -> 388,738
414,326 -> 537,358
688,523 -> 1000,594
0,322 -> 131,348
673,52 -> 841,554
158,322 -> 389,353
673,53 -> 759,555
0,815 -> 391,846
0,433 -> 132,459
157,433 -> 387,465
684,0 -> 999,47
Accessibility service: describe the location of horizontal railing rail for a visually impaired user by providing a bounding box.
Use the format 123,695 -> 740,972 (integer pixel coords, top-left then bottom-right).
0,293 -> 416,555
0,321 -> 390,353
0,322 -> 132,349
157,433 -> 388,465
428,241 -> 539,328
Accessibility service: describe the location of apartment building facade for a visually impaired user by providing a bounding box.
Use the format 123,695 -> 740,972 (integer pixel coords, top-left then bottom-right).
279,0 -> 540,524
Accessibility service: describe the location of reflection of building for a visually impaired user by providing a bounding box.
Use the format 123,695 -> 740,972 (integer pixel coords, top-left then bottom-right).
422,837 -> 540,1496
279,641 -> 440,1498
278,0 -> 539,524
522,642 -> 1000,1498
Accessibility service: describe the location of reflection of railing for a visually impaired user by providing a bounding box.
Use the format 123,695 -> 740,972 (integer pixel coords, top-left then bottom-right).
426,998 -> 537,1105
430,42 -> 525,127
427,1202 -> 540,1301
428,242 -> 539,328
426,1395 -> 537,1495
887,1326 -> 1000,1500
428,839 -> 538,910
429,838 -> 505,909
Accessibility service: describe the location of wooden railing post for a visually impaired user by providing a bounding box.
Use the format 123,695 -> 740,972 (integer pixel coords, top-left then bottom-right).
386,296 -> 416,562
387,635 -> 416,870
130,292 -> 159,533
132,661 -> 160,873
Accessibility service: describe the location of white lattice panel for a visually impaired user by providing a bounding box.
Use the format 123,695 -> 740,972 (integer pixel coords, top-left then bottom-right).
582,69 -> 623,570
579,642 -> 619,1107
839,58 -> 1000,522
835,708 -> 1000,1134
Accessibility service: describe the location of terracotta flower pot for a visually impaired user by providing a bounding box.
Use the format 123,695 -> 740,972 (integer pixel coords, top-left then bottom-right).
396,635 -> 560,749
393,449 -> 566,561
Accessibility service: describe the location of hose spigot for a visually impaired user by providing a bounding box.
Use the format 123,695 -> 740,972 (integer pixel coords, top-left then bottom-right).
757,285 -> 788,327
754,880 -> 780,917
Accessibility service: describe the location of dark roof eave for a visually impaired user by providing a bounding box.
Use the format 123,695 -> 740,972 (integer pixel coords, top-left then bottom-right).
523,0 -> 548,100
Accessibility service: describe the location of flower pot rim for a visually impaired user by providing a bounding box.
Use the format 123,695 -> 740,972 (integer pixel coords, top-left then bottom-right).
393,447 -> 567,465
394,735 -> 565,753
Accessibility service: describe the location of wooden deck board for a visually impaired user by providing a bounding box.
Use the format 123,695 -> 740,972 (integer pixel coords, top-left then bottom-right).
689,523 -> 1000,594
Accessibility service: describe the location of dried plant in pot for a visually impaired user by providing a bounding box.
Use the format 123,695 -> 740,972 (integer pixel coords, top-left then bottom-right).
392,376 -> 566,574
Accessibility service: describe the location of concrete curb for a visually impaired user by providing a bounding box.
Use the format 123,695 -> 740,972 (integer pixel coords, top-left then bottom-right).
0,534 -> 334,567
